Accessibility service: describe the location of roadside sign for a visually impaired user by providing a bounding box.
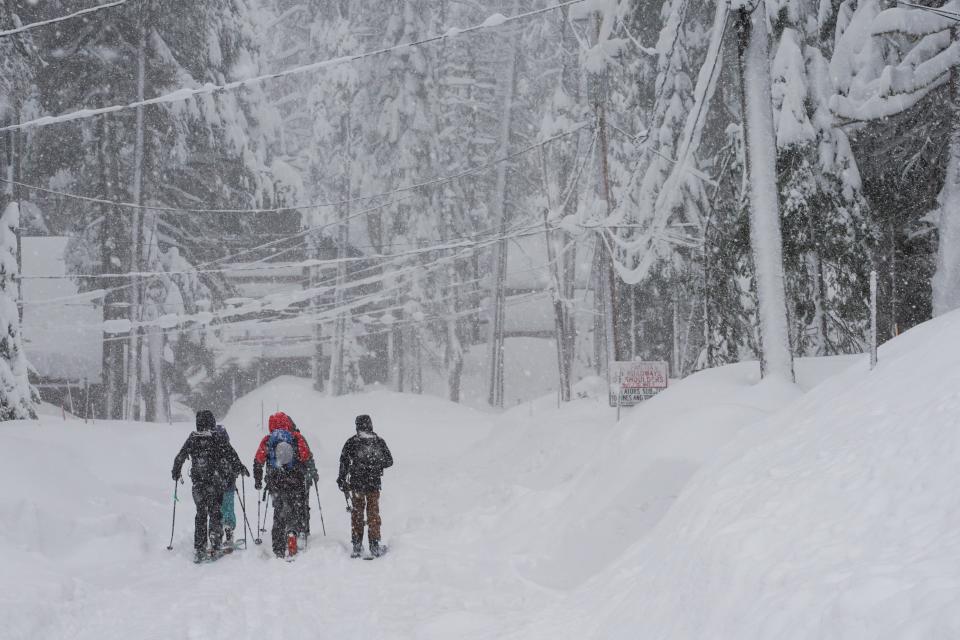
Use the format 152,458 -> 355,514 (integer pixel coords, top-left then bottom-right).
609,361 -> 669,407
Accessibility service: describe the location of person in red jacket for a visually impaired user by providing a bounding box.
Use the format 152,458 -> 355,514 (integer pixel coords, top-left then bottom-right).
253,412 -> 312,558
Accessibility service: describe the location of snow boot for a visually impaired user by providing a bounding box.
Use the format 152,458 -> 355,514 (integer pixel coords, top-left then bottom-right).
351,542 -> 362,558
193,548 -> 205,564
223,528 -> 234,554
369,541 -> 383,558
287,532 -> 298,558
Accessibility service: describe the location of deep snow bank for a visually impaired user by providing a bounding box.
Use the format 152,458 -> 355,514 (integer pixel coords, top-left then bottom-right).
471,357 -> 853,591
523,313 -> 960,639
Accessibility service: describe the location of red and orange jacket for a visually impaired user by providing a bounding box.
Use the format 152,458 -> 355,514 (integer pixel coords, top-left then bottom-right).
253,412 -> 312,488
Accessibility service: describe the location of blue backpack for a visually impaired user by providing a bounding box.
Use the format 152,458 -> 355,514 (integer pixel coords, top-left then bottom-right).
267,429 -> 297,471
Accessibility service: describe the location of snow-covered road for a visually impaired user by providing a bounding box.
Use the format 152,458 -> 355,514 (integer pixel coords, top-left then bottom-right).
4,355 -> 874,640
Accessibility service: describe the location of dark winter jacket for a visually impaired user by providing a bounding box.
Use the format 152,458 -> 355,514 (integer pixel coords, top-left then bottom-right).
337,432 -> 393,492
172,428 -> 246,490
253,412 -> 313,491
212,424 -> 249,487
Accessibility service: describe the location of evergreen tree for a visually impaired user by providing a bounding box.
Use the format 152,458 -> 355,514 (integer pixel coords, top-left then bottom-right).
770,1 -> 874,355
0,203 -> 37,420
831,0 -> 957,316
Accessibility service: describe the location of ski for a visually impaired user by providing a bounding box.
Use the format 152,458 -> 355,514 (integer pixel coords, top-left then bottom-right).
363,545 -> 388,560
193,549 -> 226,564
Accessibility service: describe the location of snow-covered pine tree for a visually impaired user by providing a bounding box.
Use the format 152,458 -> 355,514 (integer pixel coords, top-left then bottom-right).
770,1 -> 874,355
699,122 -> 757,369
0,203 -> 37,420
303,2 -> 361,396
831,0 -> 959,316
357,0 -> 440,394
24,0 -> 282,419
604,0 -> 720,374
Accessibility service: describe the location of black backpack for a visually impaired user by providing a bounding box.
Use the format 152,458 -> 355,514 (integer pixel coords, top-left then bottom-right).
353,436 -> 382,473
191,432 -> 226,487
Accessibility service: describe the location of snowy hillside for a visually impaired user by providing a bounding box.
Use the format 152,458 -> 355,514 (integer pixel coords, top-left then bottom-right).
512,312 -> 960,639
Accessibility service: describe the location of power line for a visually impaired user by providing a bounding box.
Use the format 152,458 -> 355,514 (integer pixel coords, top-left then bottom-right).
0,122 -> 589,215
21,221 -> 545,310
0,0 -> 138,39
18,219 -> 541,281
895,1 -> 960,21
32,241 -> 578,344
0,0 -> 586,134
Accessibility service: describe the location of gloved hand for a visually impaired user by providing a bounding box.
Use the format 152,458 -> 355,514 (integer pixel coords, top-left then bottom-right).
337,478 -> 347,492
309,468 -> 320,484
255,479 -> 262,491
240,465 -> 250,477
172,470 -> 180,482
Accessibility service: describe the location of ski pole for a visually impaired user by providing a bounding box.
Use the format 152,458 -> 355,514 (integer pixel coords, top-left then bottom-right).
166,478 -> 182,550
260,490 -> 271,534
255,485 -> 262,545
318,482 -> 327,538
240,476 -> 257,549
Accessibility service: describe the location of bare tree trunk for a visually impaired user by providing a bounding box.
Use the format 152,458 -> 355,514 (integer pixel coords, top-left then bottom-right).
125,20 -> 146,420
328,109 -> 352,397
99,121 -> 126,419
591,238 -> 605,375
487,0 -> 520,408
143,210 -> 168,423
309,253 -> 325,392
736,3 -> 794,381
541,8 -> 584,402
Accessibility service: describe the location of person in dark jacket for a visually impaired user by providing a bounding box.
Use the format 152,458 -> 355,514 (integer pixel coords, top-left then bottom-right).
172,410 -> 249,562
253,412 -> 313,559
212,423 -> 245,552
337,414 -> 393,557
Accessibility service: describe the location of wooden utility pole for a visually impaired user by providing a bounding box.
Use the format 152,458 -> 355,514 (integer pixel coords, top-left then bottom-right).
592,12 -> 622,372
487,0 -> 520,408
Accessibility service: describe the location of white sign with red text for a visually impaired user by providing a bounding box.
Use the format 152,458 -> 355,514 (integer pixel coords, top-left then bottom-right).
609,360 -> 669,407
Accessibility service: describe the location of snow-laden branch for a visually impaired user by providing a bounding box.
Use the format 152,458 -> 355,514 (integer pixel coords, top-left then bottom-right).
872,3 -> 959,36
607,0 -> 728,285
831,40 -> 959,121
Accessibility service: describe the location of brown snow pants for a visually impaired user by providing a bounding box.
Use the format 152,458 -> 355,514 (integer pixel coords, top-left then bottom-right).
350,490 -> 381,544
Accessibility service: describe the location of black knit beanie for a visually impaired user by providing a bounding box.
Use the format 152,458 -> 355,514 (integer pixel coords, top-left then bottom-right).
355,414 -> 373,432
196,410 -> 216,431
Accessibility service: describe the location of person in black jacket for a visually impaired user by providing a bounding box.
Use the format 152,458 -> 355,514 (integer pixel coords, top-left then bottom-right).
172,410 -> 249,562
337,414 -> 393,557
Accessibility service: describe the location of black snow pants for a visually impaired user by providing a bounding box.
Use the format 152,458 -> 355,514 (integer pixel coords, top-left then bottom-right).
300,479 -> 311,537
193,482 -> 225,552
270,483 -> 305,557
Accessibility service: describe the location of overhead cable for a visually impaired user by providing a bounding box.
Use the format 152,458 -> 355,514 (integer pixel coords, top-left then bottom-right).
0,0 -> 586,133
0,0 -> 138,39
